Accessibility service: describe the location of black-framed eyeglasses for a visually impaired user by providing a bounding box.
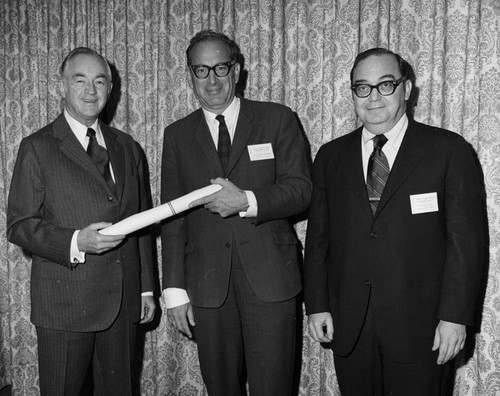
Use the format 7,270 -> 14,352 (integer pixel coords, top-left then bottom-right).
351,77 -> 406,98
189,61 -> 236,79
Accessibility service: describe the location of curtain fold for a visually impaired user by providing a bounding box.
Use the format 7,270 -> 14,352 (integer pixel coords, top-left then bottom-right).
1,1 -> 499,395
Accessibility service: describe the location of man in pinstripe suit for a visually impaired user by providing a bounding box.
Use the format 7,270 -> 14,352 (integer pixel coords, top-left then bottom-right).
7,47 -> 156,396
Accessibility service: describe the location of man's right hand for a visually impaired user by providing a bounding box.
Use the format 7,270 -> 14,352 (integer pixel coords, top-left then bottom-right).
308,312 -> 334,343
77,222 -> 125,254
168,302 -> 195,338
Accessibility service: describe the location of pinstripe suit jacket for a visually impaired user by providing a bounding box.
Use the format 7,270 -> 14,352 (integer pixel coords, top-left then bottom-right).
7,113 -> 156,332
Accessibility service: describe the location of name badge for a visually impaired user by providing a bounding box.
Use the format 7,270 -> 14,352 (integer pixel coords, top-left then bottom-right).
410,192 -> 439,214
248,143 -> 274,161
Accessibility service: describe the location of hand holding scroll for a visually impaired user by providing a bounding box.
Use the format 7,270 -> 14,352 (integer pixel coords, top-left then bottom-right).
80,222 -> 125,252
189,178 -> 249,218
100,184 -> 222,236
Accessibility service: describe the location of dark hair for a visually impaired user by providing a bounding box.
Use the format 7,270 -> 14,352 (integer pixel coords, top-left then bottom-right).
350,48 -> 413,83
60,47 -> 112,80
186,30 -> 242,66
350,48 -> 418,117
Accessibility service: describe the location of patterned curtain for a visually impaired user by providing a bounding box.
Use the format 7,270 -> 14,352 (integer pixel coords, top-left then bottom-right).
1,0 -> 499,395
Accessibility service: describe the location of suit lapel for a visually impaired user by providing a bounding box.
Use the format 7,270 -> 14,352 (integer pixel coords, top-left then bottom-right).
343,129 -> 373,218
192,99 -> 256,177
226,99 -> 253,176
54,115 -> 104,182
376,122 -> 427,217
193,110 -> 226,175
193,102 -> 254,177
53,114 -> 120,197
101,122 -> 124,199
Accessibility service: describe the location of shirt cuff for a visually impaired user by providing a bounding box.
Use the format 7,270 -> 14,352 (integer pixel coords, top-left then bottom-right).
239,190 -> 258,217
70,230 -> 86,265
163,288 -> 190,308
141,291 -> 154,296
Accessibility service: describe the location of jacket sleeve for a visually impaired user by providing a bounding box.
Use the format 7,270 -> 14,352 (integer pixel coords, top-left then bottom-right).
253,106 -> 312,223
132,140 -> 157,293
438,135 -> 486,326
160,126 -> 188,290
303,144 -> 332,315
7,138 -> 75,266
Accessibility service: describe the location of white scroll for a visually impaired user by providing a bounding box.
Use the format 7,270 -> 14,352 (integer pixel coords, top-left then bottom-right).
99,184 -> 222,236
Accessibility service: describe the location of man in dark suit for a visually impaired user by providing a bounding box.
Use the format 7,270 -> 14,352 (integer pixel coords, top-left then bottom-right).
7,47 -> 156,396
304,48 -> 485,395
161,30 -> 311,395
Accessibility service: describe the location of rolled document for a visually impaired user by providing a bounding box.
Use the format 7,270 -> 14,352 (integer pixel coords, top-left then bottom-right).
100,184 -> 222,236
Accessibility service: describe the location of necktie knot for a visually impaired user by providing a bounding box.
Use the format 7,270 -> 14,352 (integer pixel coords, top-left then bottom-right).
372,134 -> 388,150
86,127 -> 115,193
87,128 -> 96,139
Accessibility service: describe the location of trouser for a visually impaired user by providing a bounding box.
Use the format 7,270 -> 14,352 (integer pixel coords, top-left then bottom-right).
193,247 -> 298,396
36,295 -> 136,396
333,303 -> 454,396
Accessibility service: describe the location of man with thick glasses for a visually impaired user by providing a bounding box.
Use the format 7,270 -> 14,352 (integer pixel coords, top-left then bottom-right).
189,60 -> 236,79
161,30 -> 311,395
304,48 -> 485,395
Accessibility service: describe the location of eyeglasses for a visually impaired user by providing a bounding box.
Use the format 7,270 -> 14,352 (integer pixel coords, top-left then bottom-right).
351,77 -> 406,98
190,61 -> 236,79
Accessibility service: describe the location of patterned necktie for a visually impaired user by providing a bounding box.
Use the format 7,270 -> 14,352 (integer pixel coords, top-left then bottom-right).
367,134 -> 390,216
216,114 -> 231,174
86,128 -> 115,192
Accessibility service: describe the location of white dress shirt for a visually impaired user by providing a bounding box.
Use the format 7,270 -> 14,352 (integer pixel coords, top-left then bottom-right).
361,114 -> 409,180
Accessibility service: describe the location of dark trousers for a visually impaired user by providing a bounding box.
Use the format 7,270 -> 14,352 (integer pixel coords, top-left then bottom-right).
36,295 -> 136,396
333,303 -> 454,396
192,248 -> 297,396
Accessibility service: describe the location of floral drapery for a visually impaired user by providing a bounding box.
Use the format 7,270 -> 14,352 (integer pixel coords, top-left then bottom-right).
1,0 -> 499,395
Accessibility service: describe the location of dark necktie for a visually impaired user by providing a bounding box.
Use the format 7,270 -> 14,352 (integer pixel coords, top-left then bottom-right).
367,134 -> 390,216
86,128 -> 115,192
216,114 -> 231,174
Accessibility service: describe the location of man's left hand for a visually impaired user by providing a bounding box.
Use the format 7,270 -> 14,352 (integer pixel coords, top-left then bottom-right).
190,178 -> 249,217
432,320 -> 466,364
139,295 -> 156,324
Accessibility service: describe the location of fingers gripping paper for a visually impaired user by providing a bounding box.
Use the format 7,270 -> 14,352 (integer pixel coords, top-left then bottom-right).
99,184 -> 222,236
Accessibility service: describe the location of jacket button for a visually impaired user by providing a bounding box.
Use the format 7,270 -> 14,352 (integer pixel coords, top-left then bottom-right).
108,196 -> 114,201
225,242 -> 231,248
365,280 -> 371,286
370,232 -> 378,238
116,259 -> 121,265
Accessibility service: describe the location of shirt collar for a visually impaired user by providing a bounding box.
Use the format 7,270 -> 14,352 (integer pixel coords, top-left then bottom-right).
202,96 -> 240,125
64,110 -> 99,138
362,113 -> 408,148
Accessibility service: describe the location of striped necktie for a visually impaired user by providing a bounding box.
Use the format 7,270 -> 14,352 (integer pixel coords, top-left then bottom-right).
367,134 -> 389,216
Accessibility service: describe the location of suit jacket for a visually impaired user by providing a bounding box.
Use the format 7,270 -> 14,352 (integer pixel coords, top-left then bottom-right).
304,119 -> 485,361
161,98 -> 312,307
7,114 -> 156,332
